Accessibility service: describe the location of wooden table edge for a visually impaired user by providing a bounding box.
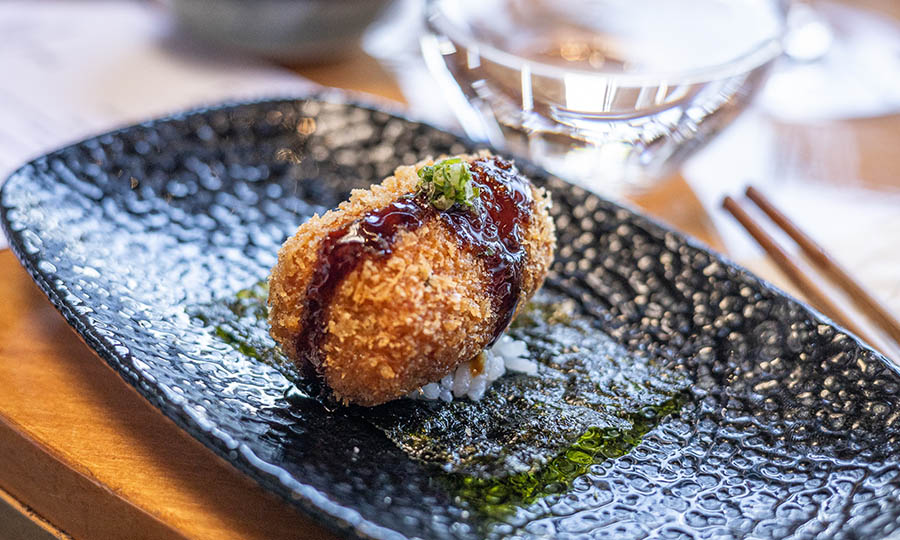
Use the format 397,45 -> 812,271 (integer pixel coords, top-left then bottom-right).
0,412 -> 189,540
0,483 -> 73,540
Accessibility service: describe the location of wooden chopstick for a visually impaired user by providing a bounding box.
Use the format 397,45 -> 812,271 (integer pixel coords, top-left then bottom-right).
745,186 -> 900,344
721,196 -> 884,350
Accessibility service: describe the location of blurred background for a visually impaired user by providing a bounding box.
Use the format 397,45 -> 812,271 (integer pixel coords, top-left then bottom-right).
1,0 -> 899,354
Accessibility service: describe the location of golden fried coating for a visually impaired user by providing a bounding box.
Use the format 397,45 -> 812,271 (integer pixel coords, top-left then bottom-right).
268,153 -> 555,406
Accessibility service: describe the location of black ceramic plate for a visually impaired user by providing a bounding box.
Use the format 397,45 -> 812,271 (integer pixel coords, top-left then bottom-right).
3,95 -> 900,540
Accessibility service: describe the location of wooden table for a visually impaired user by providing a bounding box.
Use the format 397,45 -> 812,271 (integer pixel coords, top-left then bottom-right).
1,4 -> 897,536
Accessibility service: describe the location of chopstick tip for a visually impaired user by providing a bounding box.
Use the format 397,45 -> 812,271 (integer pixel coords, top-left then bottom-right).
721,195 -> 739,213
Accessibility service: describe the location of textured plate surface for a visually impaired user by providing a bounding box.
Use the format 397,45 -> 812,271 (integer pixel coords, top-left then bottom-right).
3,96 -> 900,540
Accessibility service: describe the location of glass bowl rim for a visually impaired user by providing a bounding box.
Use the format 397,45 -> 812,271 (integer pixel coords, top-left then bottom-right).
424,0 -> 787,86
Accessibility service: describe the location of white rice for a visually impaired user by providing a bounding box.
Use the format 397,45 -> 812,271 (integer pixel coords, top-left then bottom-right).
406,335 -> 537,402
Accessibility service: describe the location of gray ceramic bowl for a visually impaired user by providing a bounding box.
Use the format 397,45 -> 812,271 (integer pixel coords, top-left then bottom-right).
171,0 -> 392,62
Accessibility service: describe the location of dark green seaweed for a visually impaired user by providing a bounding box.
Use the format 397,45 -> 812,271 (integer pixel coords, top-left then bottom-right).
363,295 -> 687,479
189,285 -> 689,517
190,281 -> 296,376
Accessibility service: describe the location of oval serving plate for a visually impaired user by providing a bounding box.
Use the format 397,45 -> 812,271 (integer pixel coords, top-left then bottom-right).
3,95 -> 900,540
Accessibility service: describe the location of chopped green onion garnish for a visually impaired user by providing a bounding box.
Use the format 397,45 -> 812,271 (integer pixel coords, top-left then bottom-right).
417,158 -> 480,211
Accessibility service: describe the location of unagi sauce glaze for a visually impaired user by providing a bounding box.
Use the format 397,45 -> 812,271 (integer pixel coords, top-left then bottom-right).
294,156 -> 535,373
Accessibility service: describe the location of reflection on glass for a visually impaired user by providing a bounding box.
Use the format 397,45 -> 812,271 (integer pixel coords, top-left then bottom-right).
423,0 -> 785,195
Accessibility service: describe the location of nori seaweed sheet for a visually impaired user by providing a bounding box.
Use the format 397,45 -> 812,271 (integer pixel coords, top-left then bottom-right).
188,284 -> 689,484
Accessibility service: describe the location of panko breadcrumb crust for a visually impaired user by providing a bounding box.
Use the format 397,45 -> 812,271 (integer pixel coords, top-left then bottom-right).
267,152 -> 556,406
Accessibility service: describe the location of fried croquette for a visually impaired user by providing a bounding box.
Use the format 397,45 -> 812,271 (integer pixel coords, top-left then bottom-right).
268,152 -> 555,406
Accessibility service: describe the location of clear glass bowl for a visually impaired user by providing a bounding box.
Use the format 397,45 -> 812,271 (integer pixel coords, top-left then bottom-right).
423,0 -> 785,195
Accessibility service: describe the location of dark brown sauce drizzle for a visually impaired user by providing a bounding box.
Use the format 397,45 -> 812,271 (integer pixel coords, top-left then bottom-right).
294,157 -> 534,374
440,157 -> 534,346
